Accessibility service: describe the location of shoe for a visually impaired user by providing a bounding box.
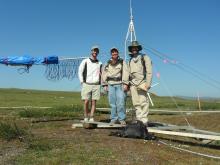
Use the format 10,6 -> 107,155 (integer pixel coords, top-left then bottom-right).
89,118 -> 94,122
119,120 -> 126,126
109,120 -> 117,125
84,118 -> 89,122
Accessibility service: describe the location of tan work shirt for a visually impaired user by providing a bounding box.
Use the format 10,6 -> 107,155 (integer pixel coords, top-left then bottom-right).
129,54 -> 153,88
102,59 -> 129,86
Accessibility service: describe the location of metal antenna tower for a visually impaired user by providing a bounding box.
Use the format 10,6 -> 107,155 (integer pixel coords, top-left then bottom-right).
124,0 -> 137,61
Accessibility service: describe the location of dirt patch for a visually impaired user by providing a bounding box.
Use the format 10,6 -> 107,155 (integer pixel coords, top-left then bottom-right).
0,140 -> 26,164
28,118 -> 220,164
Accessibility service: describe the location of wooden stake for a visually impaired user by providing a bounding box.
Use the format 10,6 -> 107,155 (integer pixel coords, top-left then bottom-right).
197,93 -> 202,111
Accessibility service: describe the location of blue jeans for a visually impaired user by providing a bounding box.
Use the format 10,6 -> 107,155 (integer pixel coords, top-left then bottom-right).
108,84 -> 126,121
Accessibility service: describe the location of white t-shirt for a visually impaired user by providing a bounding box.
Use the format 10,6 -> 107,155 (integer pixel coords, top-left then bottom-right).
78,58 -> 102,84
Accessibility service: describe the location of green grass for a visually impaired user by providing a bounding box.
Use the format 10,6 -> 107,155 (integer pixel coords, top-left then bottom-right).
27,138 -> 54,151
15,138 -> 115,165
19,105 -> 82,118
0,88 -> 81,107
151,95 -> 220,110
0,122 -> 27,141
0,88 -> 220,165
1,88 -> 220,110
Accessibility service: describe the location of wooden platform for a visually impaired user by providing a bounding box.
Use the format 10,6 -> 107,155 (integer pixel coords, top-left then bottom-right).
72,121 -> 124,129
72,121 -> 220,141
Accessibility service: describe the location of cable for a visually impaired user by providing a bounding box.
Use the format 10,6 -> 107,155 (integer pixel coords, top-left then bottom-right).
159,140 -> 220,160
159,76 -> 191,127
147,48 -> 220,90
147,46 -> 220,85
142,50 -> 192,127
143,46 -> 220,91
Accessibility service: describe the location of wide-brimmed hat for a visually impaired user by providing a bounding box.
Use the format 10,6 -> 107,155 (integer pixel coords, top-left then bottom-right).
91,45 -> 99,52
128,41 -> 142,52
110,47 -> 119,53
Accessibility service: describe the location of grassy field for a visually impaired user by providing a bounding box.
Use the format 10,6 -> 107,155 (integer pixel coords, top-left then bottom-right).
0,88 -> 220,165
0,88 -> 220,109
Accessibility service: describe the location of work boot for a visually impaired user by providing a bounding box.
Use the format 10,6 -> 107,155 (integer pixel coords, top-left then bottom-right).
109,120 -> 117,125
119,120 -> 126,126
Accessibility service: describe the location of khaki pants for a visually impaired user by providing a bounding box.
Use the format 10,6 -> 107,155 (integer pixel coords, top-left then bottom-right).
130,85 -> 149,124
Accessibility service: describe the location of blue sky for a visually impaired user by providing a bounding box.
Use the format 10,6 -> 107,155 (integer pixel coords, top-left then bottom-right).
0,0 -> 220,97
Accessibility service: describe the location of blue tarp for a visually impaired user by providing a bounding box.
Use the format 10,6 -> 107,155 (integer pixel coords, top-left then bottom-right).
0,55 -> 58,65
0,55 -> 83,79
43,56 -> 59,64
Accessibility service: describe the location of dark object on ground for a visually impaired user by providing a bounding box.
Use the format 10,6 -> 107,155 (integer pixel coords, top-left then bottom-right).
109,120 -> 157,140
83,123 -> 98,129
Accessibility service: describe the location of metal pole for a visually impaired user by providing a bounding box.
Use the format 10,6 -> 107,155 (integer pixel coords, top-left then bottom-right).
147,92 -> 154,106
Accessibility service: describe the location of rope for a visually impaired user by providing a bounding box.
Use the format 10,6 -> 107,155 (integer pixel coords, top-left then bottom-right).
17,67 -> 30,74
143,46 -> 220,91
141,49 -> 192,127
148,46 -> 220,85
158,75 -> 191,127
159,140 -> 220,160
16,65 -> 32,74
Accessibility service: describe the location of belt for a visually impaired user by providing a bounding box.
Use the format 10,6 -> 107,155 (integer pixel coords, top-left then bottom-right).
85,82 -> 100,85
106,77 -> 122,81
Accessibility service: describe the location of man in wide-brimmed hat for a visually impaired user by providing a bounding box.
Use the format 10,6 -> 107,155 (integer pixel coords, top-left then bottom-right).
128,41 -> 153,125
78,45 -> 102,122
102,47 -> 129,125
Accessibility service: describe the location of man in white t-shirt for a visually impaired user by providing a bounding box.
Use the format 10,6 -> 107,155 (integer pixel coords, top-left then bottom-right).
78,46 -> 102,122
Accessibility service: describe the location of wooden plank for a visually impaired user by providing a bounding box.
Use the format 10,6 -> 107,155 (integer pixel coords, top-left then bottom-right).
148,121 -> 220,138
150,110 -> 220,113
147,121 -> 220,136
72,120 -> 220,140
179,127 -> 220,136
96,108 -> 220,113
79,120 -> 124,126
152,126 -> 220,136
152,126 -> 192,131
72,121 -> 220,140
72,123 -> 83,128
72,122 -> 123,129
148,128 -> 220,141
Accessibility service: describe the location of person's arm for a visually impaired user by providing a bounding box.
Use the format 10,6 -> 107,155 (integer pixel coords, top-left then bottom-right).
101,64 -> 109,91
122,61 -> 129,91
78,59 -> 86,84
101,64 -> 108,86
122,60 -> 129,85
144,55 -> 153,89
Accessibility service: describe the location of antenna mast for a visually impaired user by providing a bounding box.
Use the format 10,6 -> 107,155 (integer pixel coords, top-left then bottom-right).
124,0 -> 137,61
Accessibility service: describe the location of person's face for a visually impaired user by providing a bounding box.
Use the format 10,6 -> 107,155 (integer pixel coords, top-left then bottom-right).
111,50 -> 119,60
131,47 -> 138,55
91,48 -> 99,58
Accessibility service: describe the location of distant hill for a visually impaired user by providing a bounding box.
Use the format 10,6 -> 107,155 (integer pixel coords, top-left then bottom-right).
177,96 -> 220,101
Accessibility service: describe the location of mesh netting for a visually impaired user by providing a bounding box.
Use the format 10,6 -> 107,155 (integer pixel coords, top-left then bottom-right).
44,58 -> 83,81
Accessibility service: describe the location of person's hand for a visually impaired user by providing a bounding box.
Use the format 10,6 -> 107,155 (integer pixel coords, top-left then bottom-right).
145,84 -> 151,90
123,84 -> 129,92
104,86 -> 108,91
